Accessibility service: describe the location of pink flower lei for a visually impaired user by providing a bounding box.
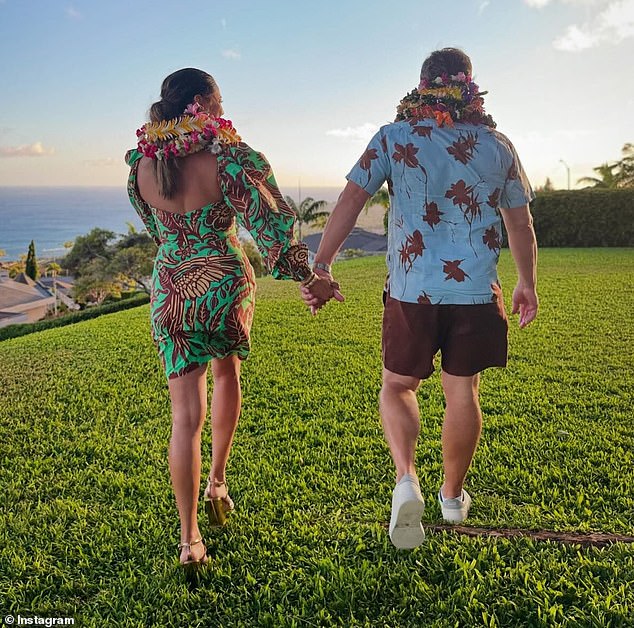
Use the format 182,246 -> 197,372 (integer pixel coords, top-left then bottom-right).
136,102 -> 241,160
396,73 -> 496,128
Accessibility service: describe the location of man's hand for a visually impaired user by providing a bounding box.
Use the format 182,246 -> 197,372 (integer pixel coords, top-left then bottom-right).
511,282 -> 538,328
300,269 -> 344,315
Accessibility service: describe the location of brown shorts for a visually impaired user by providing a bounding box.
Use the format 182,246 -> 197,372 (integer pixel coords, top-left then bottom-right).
382,292 -> 508,379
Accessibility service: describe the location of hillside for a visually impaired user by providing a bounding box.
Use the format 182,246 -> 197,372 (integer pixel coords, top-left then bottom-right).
0,251 -> 632,626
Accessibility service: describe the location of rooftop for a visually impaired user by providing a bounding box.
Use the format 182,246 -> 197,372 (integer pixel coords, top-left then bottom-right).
303,227 -> 387,254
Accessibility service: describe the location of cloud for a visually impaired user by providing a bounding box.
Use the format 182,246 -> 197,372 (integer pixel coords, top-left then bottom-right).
326,123 -> 379,141
65,5 -> 81,19
478,1 -> 491,12
553,0 -> 634,50
221,49 -> 241,60
0,142 -> 55,157
221,18 -> 227,29
554,24 -> 601,50
524,0 -> 552,6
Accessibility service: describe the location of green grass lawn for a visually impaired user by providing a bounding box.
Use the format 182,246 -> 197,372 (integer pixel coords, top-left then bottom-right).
0,249 -> 632,627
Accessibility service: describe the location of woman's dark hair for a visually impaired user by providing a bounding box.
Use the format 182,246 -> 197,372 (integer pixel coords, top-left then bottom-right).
149,68 -> 219,199
420,48 -> 472,81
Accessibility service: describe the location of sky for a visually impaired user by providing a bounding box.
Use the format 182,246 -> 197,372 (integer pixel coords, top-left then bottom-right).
0,0 -> 632,191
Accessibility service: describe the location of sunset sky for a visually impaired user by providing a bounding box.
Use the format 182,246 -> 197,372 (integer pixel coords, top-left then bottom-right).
0,0 -> 632,190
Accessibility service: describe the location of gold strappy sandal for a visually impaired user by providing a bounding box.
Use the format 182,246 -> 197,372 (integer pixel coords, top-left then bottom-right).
204,474 -> 235,528
178,537 -> 209,576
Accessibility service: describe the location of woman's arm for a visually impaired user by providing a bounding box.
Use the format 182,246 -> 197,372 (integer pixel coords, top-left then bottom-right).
125,150 -> 162,247
217,144 -> 313,281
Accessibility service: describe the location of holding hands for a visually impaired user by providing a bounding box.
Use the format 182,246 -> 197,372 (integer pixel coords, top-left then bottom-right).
300,265 -> 344,315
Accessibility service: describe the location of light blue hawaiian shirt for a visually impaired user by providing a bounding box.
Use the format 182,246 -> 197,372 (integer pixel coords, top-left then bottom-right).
347,120 -> 534,304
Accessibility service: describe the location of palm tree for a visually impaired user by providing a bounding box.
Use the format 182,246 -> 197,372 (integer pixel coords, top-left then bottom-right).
364,185 -> 390,235
284,196 -> 330,240
46,262 -> 62,277
46,262 -> 62,316
577,163 -> 620,189
364,186 -> 390,213
615,143 -> 634,188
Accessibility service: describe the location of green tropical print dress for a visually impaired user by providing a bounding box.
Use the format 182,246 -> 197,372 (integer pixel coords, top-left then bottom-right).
125,142 -> 312,379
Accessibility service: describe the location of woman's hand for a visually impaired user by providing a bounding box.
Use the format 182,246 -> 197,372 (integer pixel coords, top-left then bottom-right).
300,269 -> 344,315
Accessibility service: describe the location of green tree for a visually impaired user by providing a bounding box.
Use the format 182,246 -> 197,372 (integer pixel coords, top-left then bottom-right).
577,163 -> 620,189
46,262 -> 62,316
72,258 -> 121,306
108,245 -> 154,293
363,185 -> 390,235
25,240 -> 38,280
615,143 -> 634,188
108,230 -> 157,293
46,262 -> 62,277
364,186 -> 390,212
63,228 -> 116,276
284,196 -> 330,240
535,177 -> 555,193
7,256 -> 26,278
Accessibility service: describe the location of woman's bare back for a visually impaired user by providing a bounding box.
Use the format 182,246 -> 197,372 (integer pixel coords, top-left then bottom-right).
136,150 -> 223,215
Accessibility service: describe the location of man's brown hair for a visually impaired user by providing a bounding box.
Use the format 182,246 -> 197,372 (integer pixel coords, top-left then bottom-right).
420,48 -> 472,81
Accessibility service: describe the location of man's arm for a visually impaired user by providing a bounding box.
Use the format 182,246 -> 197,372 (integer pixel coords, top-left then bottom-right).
300,180 -> 370,313
314,180 -> 371,266
500,204 -> 538,328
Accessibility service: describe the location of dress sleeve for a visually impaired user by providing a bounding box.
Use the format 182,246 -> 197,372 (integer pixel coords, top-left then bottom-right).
216,143 -> 312,281
125,149 -> 162,246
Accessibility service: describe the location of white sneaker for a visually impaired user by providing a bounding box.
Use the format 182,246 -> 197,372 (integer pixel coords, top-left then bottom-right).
389,474 -> 425,549
438,488 -> 472,523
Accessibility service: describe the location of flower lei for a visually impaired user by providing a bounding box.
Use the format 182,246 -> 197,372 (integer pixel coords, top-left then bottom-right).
395,72 -> 496,128
136,102 -> 241,160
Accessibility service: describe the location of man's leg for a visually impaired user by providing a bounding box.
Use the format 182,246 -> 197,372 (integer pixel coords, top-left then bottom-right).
379,368 -> 422,481
380,367 -> 427,548
440,370 -> 481,499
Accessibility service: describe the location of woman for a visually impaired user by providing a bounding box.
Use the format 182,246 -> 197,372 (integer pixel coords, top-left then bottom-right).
125,68 -> 339,573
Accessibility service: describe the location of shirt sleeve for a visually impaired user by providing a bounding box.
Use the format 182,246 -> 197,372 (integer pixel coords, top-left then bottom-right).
217,143 -> 312,282
125,149 -> 162,246
498,136 -> 535,209
346,127 -> 391,196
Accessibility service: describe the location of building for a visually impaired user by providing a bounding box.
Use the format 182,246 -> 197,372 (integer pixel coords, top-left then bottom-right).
303,227 -> 387,258
0,271 -> 56,328
38,275 -> 79,311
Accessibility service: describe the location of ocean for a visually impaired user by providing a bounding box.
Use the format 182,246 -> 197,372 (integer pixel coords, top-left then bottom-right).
0,186 -> 344,261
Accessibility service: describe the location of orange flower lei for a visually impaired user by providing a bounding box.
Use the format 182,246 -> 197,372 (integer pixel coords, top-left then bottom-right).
396,73 -> 496,128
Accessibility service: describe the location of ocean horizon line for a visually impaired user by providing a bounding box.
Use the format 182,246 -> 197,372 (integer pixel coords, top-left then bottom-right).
0,184 -> 346,190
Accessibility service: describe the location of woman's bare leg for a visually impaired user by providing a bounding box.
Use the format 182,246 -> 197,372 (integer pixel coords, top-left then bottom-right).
208,355 -> 242,499
168,364 -> 208,562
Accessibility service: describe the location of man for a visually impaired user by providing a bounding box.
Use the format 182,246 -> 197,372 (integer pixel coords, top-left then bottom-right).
303,48 -> 538,549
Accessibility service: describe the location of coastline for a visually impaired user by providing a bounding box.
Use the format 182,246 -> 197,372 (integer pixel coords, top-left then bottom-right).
0,187 -> 387,263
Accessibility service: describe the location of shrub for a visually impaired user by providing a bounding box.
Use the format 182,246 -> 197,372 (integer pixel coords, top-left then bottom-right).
340,248 -> 367,259
529,189 -> 634,247
0,293 -> 149,342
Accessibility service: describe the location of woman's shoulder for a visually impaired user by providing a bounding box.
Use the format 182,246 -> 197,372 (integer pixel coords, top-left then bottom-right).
125,148 -> 142,167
